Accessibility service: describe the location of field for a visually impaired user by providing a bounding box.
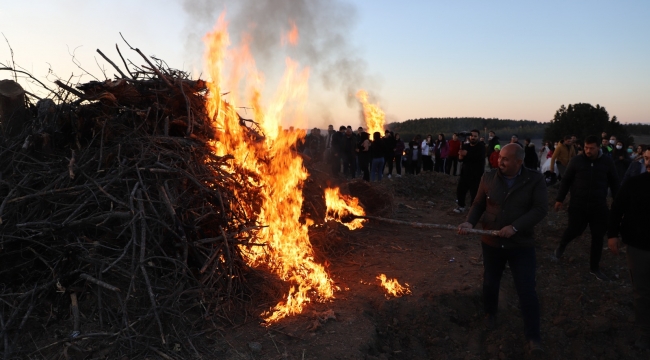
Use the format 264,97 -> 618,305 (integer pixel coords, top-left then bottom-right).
210,169 -> 645,360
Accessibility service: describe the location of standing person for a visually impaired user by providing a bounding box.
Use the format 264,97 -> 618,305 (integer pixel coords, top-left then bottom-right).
383,131 -> 396,178
447,133 -> 461,175
458,144 -> 548,355
538,141 -> 550,168
434,133 -> 449,173
486,131 -> 500,161
330,126 -> 345,177
553,135 -> 620,281
393,133 -> 405,177
406,135 -> 422,175
341,127 -> 357,179
510,134 -> 524,148
489,144 -> 501,169
356,132 -> 371,181
524,138 -> 538,170
454,130 -> 486,213
325,124 -> 335,165
421,135 -> 434,171
601,137 -> 613,157
607,147 -> 650,350
613,140 -> 631,181
370,132 -> 385,181
549,136 -> 576,179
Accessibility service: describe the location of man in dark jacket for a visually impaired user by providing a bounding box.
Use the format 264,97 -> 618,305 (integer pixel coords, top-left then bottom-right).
486,130 -> 500,161
458,144 -> 548,355
607,147 -> 650,350
330,126 -> 345,177
341,127 -> 357,179
454,129 -> 486,213
553,135 -> 619,281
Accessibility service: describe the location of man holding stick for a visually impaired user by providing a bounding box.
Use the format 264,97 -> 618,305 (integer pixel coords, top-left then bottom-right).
458,144 -> 548,355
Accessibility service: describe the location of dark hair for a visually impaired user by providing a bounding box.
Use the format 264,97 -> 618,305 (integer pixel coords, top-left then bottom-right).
438,133 -> 446,142
359,132 -> 370,141
564,135 -> 572,141
585,135 -> 600,145
339,126 -> 346,131
470,129 -> 480,136
373,132 -> 381,141
525,138 -> 531,143
395,133 -> 400,140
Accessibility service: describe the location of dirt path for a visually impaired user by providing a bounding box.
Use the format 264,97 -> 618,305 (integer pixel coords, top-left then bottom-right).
216,172 -> 646,360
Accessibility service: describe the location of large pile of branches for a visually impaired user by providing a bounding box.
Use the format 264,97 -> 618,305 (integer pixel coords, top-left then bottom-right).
0,44 -> 264,358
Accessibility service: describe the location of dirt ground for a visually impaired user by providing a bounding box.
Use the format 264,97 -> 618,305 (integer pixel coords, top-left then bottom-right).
210,168 -> 650,360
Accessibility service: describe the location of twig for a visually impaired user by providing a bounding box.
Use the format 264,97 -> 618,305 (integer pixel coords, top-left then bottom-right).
79,273 -> 120,292
70,293 -> 80,335
96,48 -> 128,79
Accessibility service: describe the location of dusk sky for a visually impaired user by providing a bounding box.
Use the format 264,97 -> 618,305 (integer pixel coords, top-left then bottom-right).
1,0 -> 648,128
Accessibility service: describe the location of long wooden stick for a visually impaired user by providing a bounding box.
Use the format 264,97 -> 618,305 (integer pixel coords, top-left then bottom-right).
350,215 -> 500,236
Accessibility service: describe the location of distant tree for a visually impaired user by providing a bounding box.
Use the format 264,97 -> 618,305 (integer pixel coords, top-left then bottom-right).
544,103 -> 628,144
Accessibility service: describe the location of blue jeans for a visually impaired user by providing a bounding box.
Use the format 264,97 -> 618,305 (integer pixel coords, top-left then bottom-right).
371,157 -> 385,181
482,242 -> 540,342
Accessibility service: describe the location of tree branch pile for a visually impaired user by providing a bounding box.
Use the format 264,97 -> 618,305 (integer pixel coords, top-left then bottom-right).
0,48 -> 264,358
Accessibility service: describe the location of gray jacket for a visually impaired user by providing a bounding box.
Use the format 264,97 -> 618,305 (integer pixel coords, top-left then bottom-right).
466,166 -> 548,248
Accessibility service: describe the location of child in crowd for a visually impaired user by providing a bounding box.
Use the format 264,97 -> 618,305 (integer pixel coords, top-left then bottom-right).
489,144 -> 501,169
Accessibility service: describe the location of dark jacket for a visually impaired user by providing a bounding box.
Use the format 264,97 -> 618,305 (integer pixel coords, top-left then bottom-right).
487,136 -> 500,158
331,131 -> 344,156
556,151 -> 619,210
383,136 -> 396,158
621,158 -> 645,186
460,141 -> 486,178
524,144 -> 538,169
467,166 -> 548,248
607,172 -> 650,251
370,138 -> 384,158
394,139 -> 405,157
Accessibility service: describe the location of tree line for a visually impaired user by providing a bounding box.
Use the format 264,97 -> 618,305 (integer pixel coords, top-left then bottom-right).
387,106 -> 650,145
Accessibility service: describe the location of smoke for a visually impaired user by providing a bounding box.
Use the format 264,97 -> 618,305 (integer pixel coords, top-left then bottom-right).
181,0 -> 375,113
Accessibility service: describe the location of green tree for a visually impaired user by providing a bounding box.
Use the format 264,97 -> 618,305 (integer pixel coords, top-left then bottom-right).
544,103 -> 628,144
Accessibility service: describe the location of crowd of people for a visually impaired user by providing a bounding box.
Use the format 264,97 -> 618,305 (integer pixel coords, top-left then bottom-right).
304,125 -> 649,355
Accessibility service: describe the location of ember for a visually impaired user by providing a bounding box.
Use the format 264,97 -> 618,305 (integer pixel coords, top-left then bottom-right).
377,274 -> 412,298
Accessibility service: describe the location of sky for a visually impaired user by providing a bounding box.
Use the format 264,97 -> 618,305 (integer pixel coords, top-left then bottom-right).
1,0 -> 649,128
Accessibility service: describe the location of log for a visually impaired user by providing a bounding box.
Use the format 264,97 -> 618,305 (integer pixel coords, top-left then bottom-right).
340,214 -> 500,236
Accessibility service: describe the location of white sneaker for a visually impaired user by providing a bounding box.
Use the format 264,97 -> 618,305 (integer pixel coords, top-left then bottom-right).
387,174 -> 392,179
453,207 -> 466,213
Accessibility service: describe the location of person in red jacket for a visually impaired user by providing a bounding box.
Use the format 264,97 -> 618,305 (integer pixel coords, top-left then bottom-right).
446,133 -> 462,175
489,144 -> 501,169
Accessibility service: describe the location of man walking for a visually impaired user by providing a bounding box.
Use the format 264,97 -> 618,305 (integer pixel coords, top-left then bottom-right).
458,144 -> 548,355
607,147 -> 650,349
553,135 -> 619,280
330,126 -> 345,177
454,130 -> 485,213
550,136 -> 576,179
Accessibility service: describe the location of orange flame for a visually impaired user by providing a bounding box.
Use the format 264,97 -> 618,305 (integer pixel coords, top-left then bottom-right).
377,274 -> 411,297
324,187 -> 366,230
282,20 -> 299,46
204,13 -> 335,323
356,89 -> 385,135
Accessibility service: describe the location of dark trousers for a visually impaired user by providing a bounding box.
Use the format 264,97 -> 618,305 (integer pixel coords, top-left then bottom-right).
330,153 -> 340,176
456,174 -> 481,207
342,153 -> 356,178
559,206 -> 608,271
422,156 -> 434,171
384,156 -> 393,175
628,245 -> 650,337
358,153 -> 370,181
394,155 -> 402,175
446,156 -> 458,175
434,156 -> 446,173
482,243 -> 541,342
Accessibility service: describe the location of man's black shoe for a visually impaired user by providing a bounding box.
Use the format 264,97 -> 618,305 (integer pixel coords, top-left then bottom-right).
484,314 -> 496,330
528,340 -> 545,355
590,270 -> 610,282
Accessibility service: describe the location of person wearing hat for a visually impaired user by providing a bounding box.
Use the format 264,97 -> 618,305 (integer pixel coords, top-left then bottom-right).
489,144 -> 501,169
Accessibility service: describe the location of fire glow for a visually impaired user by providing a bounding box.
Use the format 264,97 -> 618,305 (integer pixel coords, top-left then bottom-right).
356,89 -> 385,135
203,14 -> 335,323
377,274 -> 411,298
324,187 -> 366,230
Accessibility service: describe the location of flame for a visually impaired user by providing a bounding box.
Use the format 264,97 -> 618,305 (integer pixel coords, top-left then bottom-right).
377,274 -> 411,298
356,89 -> 385,135
324,187 -> 366,230
282,20 -> 299,46
204,13 -> 335,323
